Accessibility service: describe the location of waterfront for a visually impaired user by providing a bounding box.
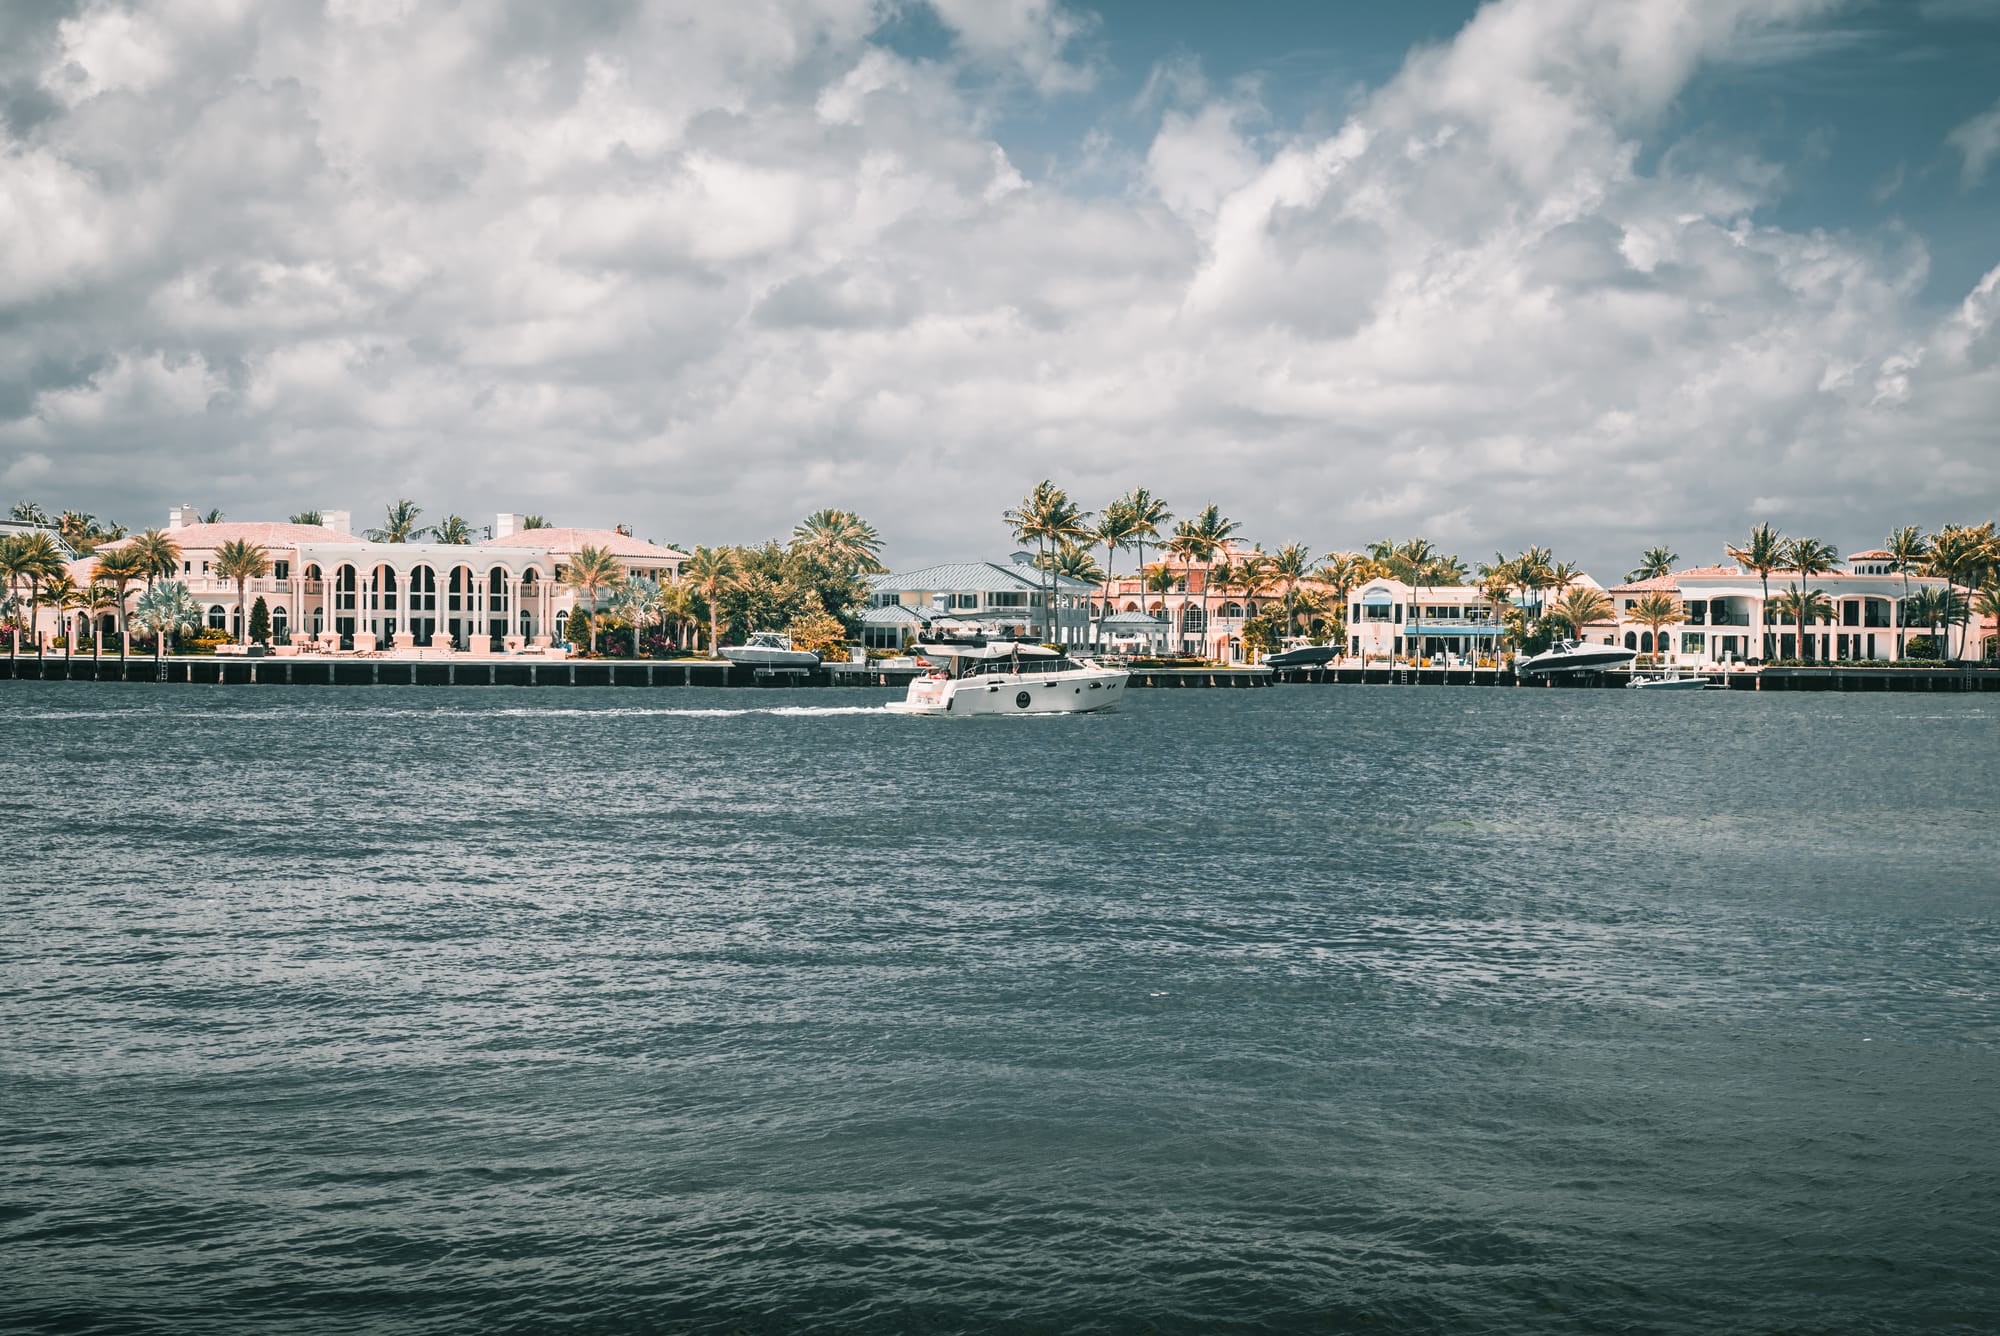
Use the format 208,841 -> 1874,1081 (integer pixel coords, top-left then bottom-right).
4,683 -> 1998,1333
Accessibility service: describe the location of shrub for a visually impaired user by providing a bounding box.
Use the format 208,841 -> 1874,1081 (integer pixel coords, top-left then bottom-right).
786,607 -> 849,660
1903,635 -> 1940,660
248,597 -> 270,644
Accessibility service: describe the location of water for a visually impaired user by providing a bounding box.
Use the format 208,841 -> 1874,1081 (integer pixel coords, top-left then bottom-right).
3,682 -> 1997,1334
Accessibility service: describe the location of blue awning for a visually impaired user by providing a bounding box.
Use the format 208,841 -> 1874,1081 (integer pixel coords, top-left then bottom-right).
1360,591 -> 1395,606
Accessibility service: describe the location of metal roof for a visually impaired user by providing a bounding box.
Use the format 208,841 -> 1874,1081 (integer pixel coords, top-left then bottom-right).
1101,611 -> 1169,626
861,604 -> 931,625
870,561 -> 1097,594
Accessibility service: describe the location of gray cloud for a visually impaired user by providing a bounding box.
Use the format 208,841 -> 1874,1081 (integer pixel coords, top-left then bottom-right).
0,0 -> 1995,578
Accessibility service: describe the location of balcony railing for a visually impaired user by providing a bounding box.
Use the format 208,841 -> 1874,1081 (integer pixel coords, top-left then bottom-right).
1706,613 -> 1752,626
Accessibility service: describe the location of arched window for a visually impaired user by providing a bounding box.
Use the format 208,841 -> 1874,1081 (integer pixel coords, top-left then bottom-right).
1124,601 -> 1138,613
272,607 -> 289,640
554,609 -> 570,642
1640,632 -> 1654,653
1624,632 -> 1637,650
303,564 -> 321,583
206,605 -> 225,629
1220,602 -> 1243,619
334,565 -> 358,611
487,567 -> 510,612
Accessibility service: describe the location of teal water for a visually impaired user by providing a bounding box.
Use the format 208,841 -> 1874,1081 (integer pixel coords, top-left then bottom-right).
2,682 -> 1997,1334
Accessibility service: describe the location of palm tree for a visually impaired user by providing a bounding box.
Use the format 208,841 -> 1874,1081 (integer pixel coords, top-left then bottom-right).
561,544 -> 625,655
0,535 -> 32,649
1627,546 -> 1678,583
609,576 -> 665,658
130,581 -> 203,668
1781,537 -> 1842,660
684,546 -> 740,656
43,572 -> 83,659
213,538 -> 271,645
430,514 -> 475,545
87,579 -> 121,664
1928,523 -> 1998,661
790,508 -> 888,575
1884,525 -> 1931,660
1624,590 -> 1683,663
1551,586 -> 1616,641
198,508 -> 225,524
1513,546 -> 1556,621
1771,586 -> 1836,662
9,500 -> 51,525
1188,504 -> 1239,658
57,511 -> 96,551
1726,523 -> 1786,660
520,515 -> 551,530
1144,563 -> 1179,654
1091,501 -> 1141,644
367,499 -> 425,543
10,532 -> 66,648
1268,542 -> 1313,637
1116,488 -> 1172,620
91,546 -> 147,660
289,510 -> 324,526
1476,561 -> 1517,661
1900,587 -> 1952,659
129,529 -> 182,591
1005,482 -> 1091,647
1164,521 -> 1204,654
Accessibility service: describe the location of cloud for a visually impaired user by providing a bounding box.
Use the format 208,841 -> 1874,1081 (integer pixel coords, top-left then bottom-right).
1946,96 -> 2000,188
0,0 -> 1995,577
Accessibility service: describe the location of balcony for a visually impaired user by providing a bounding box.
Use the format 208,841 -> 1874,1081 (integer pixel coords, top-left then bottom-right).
1707,613 -> 1752,626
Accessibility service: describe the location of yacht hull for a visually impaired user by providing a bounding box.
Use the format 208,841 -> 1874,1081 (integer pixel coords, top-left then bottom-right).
1627,675 -> 1710,691
718,647 -> 821,669
885,668 -> 1129,715
1516,646 -> 1638,676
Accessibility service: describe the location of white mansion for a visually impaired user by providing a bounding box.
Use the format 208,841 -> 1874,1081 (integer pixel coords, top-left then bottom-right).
56,508 -> 685,652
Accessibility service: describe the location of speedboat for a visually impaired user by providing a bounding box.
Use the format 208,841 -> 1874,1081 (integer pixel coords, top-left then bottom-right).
719,631 -> 820,669
1627,669 -> 1710,691
885,638 -> 1129,715
1264,643 -> 1338,669
1514,638 -> 1638,677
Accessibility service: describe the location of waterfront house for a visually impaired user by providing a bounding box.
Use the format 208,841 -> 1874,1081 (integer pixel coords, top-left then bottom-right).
47,509 -> 685,652
1345,577 -> 1510,662
865,561 -> 1097,648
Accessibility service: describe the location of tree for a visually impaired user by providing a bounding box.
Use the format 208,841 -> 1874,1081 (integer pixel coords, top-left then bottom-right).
43,572 -> 83,657
87,579 -> 122,662
1115,488 -> 1171,627
520,515 -> 550,530
1900,588 -> 1958,659
1165,521 -> 1204,654
130,582 -> 202,666
214,538 -> 271,645
562,544 -> 625,655
430,514 -> 474,545
248,596 -> 271,645
9,500 -> 51,525
1974,579 -> 2000,663
787,607 -> 849,661
1551,586 -> 1615,641
1771,586 -> 1836,661
1780,537 -> 1842,660
129,529 -> 182,591
1929,523 -> 1998,660
6,532 -> 66,647
367,499 -> 424,543
1627,546 -> 1678,582
1144,563 -> 1178,650
199,508 -> 225,524
289,510 -> 324,526
1513,546 -> 1556,620
1884,525 -> 1932,660
1624,591 -> 1683,663
1091,501 -> 1141,644
790,509 -> 887,575
1269,542 -> 1313,637
1726,523 -> 1786,660
608,576 -> 665,657
1005,482 -> 1091,647
684,546 -> 740,656
91,546 -> 147,660
1188,504 -> 1239,658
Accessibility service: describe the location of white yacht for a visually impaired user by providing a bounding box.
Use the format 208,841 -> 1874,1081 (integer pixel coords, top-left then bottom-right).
885,639 -> 1129,716
1515,638 -> 1639,677
719,631 -> 821,669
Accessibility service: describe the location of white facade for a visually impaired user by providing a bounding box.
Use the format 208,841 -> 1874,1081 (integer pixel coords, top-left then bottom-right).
1345,578 -> 1506,662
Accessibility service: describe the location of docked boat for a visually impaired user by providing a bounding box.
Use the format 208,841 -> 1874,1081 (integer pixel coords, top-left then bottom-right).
1515,638 -> 1638,677
719,631 -> 820,669
885,638 -> 1129,715
1626,669 -> 1711,691
1264,643 -> 1339,670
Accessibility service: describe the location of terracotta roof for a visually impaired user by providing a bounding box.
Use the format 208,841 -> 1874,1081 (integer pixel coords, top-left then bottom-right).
480,528 -> 688,561
99,521 -> 359,550
1847,549 -> 1893,560
1675,565 -> 1742,577
1610,574 -> 1681,593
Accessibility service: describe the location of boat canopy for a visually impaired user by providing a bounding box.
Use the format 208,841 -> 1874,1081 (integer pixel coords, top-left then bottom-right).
912,638 -> 1058,660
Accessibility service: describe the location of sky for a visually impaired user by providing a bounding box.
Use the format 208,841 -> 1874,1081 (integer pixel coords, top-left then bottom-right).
2,0 -> 1997,579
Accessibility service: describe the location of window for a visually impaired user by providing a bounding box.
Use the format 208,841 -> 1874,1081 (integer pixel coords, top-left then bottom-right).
274,561 -> 289,580
208,605 -> 227,629
1681,633 -> 1705,653
990,592 -> 1028,609
949,593 -> 978,610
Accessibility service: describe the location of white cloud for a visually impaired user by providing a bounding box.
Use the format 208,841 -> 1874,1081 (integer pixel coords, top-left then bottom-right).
0,0 -> 1994,573
1946,96 -> 2000,188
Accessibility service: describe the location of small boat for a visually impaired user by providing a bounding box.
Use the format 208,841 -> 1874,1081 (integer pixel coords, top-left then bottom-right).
1264,643 -> 1338,669
1627,669 -> 1710,691
719,631 -> 820,669
1515,638 -> 1638,677
885,638 -> 1129,715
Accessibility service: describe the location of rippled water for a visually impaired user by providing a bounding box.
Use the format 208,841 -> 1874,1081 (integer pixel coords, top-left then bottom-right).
3,681 -> 1997,1334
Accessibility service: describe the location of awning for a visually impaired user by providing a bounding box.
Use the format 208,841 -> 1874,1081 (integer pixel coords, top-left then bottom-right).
1360,591 -> 1395,606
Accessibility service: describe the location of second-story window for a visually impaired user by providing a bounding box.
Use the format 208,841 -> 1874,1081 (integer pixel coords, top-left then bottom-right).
274,561 -> 290,580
